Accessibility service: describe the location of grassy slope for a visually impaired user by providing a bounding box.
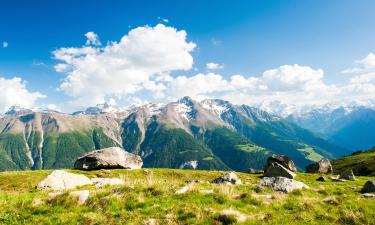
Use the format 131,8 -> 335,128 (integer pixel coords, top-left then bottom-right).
0,169 -> 374,225
332,148 -> 375,176
0,128 -> 119,171
204,127 -> 273,171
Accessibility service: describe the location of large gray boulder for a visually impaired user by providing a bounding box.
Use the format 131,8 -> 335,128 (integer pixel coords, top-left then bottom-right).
37,170 -> 93,190
264,162 -> 296,179
305,159 -> 333,174
264,156 -> 297,172
259,177 -> 308,193
361,180 -> 375,193
339,169 -> 356,181
213,172 -> 242,185
74,147 -> 143,170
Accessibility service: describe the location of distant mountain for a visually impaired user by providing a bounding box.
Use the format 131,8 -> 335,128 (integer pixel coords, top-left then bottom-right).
0,97 -> 345,171
284,105 -> 375,152
332,147 -> 375,176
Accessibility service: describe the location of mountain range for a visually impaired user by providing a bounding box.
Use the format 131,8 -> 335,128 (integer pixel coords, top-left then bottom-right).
0,97 -> 354,172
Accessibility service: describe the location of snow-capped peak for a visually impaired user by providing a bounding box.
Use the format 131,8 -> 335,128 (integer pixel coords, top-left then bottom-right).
73,102 -> 126,115
201,99 -> 231,117
5,105 -> 33,116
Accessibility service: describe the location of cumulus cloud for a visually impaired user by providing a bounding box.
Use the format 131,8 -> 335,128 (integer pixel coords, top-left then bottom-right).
54,24 -> 196,108
2,41 -> 8,48
0,77 -> 45,112
85,32 -> 101,46
342,52 -> 375,74
206,62 -> 224,70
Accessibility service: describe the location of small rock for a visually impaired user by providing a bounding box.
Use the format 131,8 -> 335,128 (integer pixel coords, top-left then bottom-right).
200,189 -> 214,194
74,147 -> 143,170
32,198 -> 44,207
91,178 -> 125,188
323,197 -> 339,205
306,159 -> 333,174
316,176 -> 327,182
37,170 -> 93,190
362,193 -> 375,198
264,156 -> 297,172
70,190 -> 90,205
339,169 -> 356,181
175,185 -> 190,194
361,180 -> 375,193
259,177 -> 308,193
247,168 -> 264,174
263,162 -> 296,179
185,179 -> 203,184
213,172 -> 242,185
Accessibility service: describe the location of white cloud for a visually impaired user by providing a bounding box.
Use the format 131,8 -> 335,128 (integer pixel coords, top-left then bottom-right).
0,77 -> 45,112
54,24 -> 196,108
211,38 -> 222,46
206,62 -> 224,70
2,41 -> 8,48
85,32 -> 101,46
158,17 -> 169,23
342,52 -> 375,74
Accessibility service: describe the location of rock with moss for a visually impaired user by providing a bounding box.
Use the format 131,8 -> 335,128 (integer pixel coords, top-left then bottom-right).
74,147 -> 143,170
264,162 -> 296,179
306,159 -> 333,174
213,172 -> 242,185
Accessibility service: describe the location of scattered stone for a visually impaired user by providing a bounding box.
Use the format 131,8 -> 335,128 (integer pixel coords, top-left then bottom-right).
70,190 -> 90,205
175,185 -> 190,194
264,155 -> 297,172
361,180 -> 375,193
37,170 -> 93,190
219,209 -> 247,223
306,159 -> 333,174
74,147 -> 143,170
263,162 -> 296,179
91,178 -> 125,188
259,177 -> 308,193
213,172 -> 242,185
362,193 -> 375,198
247,168 -> 264,174
339,169 -> 356,181
316,176 -> 327,182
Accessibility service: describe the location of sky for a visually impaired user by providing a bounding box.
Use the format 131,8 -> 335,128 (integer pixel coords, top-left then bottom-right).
0,0 -> 375,113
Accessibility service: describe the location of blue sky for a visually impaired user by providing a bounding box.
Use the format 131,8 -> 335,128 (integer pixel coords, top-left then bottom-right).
0,0 -> 375,112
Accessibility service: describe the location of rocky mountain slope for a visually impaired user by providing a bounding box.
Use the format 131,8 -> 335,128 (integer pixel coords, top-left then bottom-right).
0,97 -> 345,171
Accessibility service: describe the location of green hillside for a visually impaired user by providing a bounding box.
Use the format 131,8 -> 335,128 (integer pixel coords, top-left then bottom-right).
332,148 -> 375,176
0,169 -> 374,225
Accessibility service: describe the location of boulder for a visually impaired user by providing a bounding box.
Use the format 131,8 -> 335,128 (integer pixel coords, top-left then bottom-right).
339,169 -> 356,181
263,162 -> 296,179
70,190 -> 90,205
264,155 -> 297,172
37,170 -> 92,190
316,176 -> 327,182
74,147 -> 143,170
91,178 -> 125,188
361,180 -> 375,193
213,172 -> 242,185
259,177 -> 308,193
305,159 -> 333,174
